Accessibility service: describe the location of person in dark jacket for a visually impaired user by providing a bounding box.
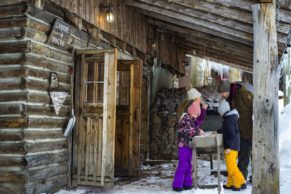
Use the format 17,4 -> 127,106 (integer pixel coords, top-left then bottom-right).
217,81 -> 253,182
218,99 -> 246,191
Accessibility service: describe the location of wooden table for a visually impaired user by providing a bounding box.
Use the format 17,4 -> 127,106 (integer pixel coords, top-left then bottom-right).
192,133 -> 223,194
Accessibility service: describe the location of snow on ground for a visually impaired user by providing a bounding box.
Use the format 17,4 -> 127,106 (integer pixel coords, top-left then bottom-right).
56,104 -> 291,194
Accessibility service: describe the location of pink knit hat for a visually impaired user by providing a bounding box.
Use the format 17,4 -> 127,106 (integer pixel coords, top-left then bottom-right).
188,101 -> 201,118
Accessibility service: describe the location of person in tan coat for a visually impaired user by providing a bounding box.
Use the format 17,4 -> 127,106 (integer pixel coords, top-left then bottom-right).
217,81 -> 253,183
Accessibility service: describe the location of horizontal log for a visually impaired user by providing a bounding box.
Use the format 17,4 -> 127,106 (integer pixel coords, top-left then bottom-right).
27,162 -> 68,181
25,53 -> 71,74
26,2 -> 57,25
0,117 -> 27,129
0,28 -> 25,41
25,104 -> 70,117
0,67 -> 25,78
0,78 -> 25,90
25,78 -> 71,93
0,170 -> 26,183
0,91 -> 27,102
0,155 -> 26,167
26,67 -> 71,84
30,42 -> 72,64
24,27 -> 48,43
28,116 -> 69,128
0,53 -> 24,64
0,40 -> 31,54
24,129 -> 64,140
24,150 -> 68,168
0,183 -> 24,194
0,104 -> 24,115
26,15 -> 51,32
0,2 -> 27,18
27,91 -> 70,105
0,17 -> 28,29
0,142 -> 25,154
0,129 -> 24,141
0,0 -> 25,6
25,174 -> 67,194
25,140 -> 67,153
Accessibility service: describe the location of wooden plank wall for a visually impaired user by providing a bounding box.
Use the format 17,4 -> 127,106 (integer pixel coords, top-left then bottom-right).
50,0 -> 147,54
48,0 -> 185,74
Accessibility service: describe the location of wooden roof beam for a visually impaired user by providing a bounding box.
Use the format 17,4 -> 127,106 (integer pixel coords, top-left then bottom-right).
131,10 -> 252,46
147,18 -> 254,53
201,0 -> 291,25
183,47 -> 253,72
177,42 -> 253,67
129,1 -> 288,46
127,0 -> 253,41
134,0 -> 253,33
143,0 -> 291,35
147,15 -> 285,51
175,36 -> 253,61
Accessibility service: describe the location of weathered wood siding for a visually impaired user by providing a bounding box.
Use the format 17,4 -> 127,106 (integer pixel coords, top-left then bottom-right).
253,1 -> 279,194
48,0 -> 185,74
49,0 -> 147,54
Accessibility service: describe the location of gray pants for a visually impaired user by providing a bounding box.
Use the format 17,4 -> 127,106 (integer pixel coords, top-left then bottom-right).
238,138 -> 252,180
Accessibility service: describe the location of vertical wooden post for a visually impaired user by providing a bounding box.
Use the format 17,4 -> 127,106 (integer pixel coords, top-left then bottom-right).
252,1 -> 279,194
102,49 -> 117,186
283,47 -> 291,105
129,59 -> 142,176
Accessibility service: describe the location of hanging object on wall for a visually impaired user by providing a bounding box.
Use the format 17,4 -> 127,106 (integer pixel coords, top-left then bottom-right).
48,72 -> 67,115
49,72 -> 59,90
50,91 -> 68,115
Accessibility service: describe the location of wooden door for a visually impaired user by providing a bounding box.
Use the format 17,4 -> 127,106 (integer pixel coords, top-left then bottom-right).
115,60 -> 142,177
73,49 -> 117,187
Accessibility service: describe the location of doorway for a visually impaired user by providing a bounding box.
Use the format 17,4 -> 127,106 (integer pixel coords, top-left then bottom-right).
115,60 -> 142,177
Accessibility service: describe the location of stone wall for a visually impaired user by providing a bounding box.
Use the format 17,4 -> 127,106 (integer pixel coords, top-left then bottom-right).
149,88 -> 186,160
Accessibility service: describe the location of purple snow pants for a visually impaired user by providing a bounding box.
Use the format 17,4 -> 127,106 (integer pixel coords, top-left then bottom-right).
172,146 -> 193,189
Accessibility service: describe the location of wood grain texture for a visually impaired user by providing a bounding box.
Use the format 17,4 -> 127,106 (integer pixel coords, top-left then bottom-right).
252,2 -> 279,194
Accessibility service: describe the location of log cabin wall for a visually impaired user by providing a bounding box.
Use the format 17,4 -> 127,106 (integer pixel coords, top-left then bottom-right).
0,1 -> 187,193
0,2 -> 72,193
0,1 -> 114,193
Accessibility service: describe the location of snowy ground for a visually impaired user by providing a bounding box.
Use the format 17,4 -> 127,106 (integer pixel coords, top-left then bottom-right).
56,104 -> 291,194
